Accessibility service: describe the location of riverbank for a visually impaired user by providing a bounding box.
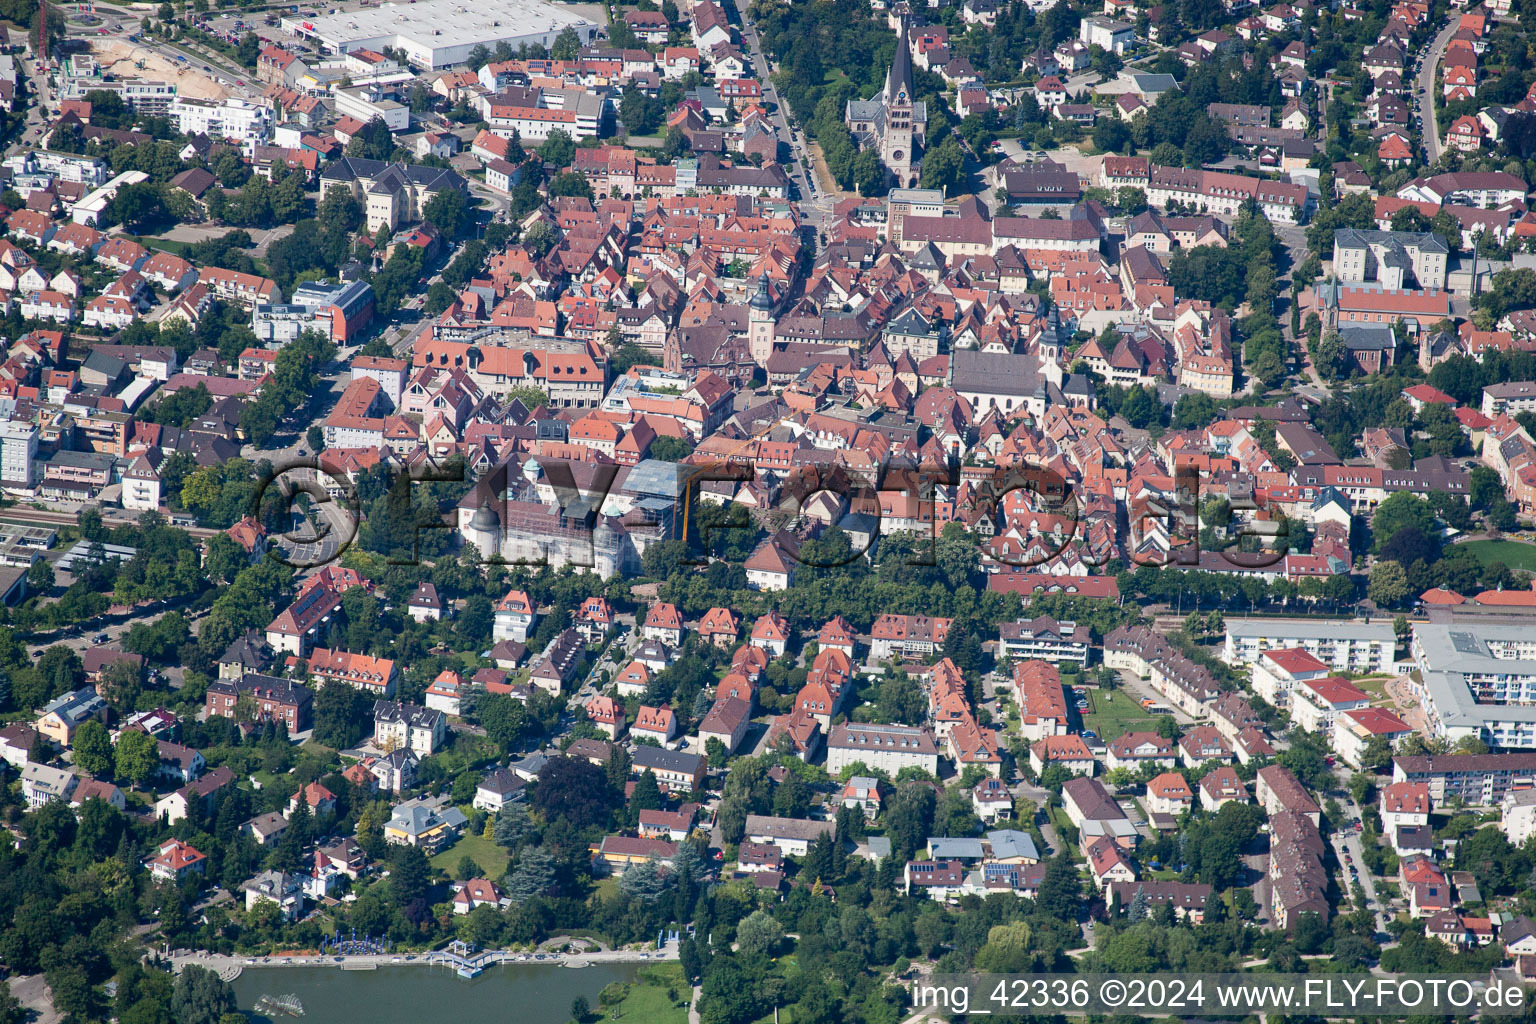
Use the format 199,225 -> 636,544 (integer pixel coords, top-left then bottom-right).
170,945 -> 677,982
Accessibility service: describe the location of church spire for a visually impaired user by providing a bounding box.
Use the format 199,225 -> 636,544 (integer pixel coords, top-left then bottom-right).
750,272 -> 774,311
885,14 -> 914,105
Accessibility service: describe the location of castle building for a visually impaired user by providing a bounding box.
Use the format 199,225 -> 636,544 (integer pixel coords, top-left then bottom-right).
845,17 -> 927,189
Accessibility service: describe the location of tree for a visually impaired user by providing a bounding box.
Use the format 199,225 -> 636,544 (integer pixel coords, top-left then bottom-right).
1171,392 -> 1218,430
390,843 -> 430,907
312,681 -> 369,748
1036,852 -> 1080,919
1470,465 -> 1504,511
919,136 -> 965,196
423,187 -> 469,238
1360,734 -> 1395,773
172,966 -> 237,1024
852,148 -> 884,196
648,436 -> 692,462
1093,118 -> 1130,154
26,558 -> 54,594
532,756 -> 612,828
735,909 -> 784,955
974,920 -> 1033,972
875,673 -> 925,723
115,728 -> 160,787
504,844 -> 556,902
1367,559 -> 1410,609
493,803 -> 533,848
0,981 -> 22,1024
73,720 -> 114,777
478,694 -> 529,749
109,181 -> 164,231
551,26 -> 582,61
700,955 -> 765,1024
631,769 -> 664,818
618,855 -> 673,900
537,129 -> 576,168
547,171 -> 594,201
1371,493 -> 1437,552
883,781 -> 935,860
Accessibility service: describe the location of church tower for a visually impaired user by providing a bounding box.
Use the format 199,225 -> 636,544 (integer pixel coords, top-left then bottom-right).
881,16 -> 917,188
748,273 -> 776,367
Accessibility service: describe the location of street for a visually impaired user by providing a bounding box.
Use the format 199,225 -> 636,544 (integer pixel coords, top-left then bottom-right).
723,0 -> 834,235
1416,15 -> 1458,165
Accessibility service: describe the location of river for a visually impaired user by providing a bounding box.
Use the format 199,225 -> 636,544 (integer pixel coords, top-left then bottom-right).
232,961 -> 642,1024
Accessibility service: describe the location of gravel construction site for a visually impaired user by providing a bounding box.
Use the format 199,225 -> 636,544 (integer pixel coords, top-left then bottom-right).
92,39 -> 229,100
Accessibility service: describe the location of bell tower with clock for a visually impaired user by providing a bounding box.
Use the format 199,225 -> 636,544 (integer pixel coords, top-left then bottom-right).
881,15 -> 917,188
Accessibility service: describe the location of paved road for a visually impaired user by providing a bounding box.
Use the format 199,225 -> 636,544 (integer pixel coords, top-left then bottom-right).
725,0 -> 834,235
6,973 -> 60,1024
25,604 -> 203,660
264,468 -> 362,570
471,179 -> 512,221
1417,15 -> 1459,165
1333,767 -> 1394,937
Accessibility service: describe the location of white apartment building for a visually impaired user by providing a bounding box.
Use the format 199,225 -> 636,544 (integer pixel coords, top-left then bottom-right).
1290,675 -> 1371,733
170,97 -> 272,147
1250,646 -> 1331,709
333,87 -> 410,133
372,700 -> 446,757
121,452 -> 163,512
825,723 -> 940,776
488,97 -> 603,141
0,420 -> 38,489
1379,781 -> 1430,833
1080,16 -> 1135,52
1223,618 -> 1396,673
1482,382 -> 1536,419
1502,789 -> 1536,845
1411,622 -> 1536,748
1331,229 -> 1449,291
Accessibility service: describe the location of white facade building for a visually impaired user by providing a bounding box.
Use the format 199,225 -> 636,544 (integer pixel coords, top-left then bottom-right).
282,0 -> 599,71
170,97 -> 272,147
825,723 -> 941,776
1080,16 -> 1135,53
1223,618 -> 1396,673
0,420 -> 37,489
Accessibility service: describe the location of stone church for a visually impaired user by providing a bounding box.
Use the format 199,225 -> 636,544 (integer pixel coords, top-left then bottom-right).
844,16 -> 928,189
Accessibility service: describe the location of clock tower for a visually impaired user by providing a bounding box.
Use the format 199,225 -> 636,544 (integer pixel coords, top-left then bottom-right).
749,273 -> 776,367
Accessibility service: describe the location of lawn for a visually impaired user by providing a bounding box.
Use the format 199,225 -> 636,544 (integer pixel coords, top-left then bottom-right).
1348,674 -> 1391,702
429,832 -> 509,879
125,234 -> 192,256
1455,539 -> 1536,573
606,964 -> 690,1024
1078,689 -> 1158,739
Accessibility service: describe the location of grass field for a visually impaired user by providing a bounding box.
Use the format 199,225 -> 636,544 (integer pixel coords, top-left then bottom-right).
607,964 -> 690,1024
1456,539 -> 1536,573
1078,689 -> 1158,738
429,832 -> 509,879
1348,674 -> 1392,702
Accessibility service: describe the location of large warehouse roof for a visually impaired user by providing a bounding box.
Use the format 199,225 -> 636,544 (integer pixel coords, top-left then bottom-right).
284,0 -> 598,62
